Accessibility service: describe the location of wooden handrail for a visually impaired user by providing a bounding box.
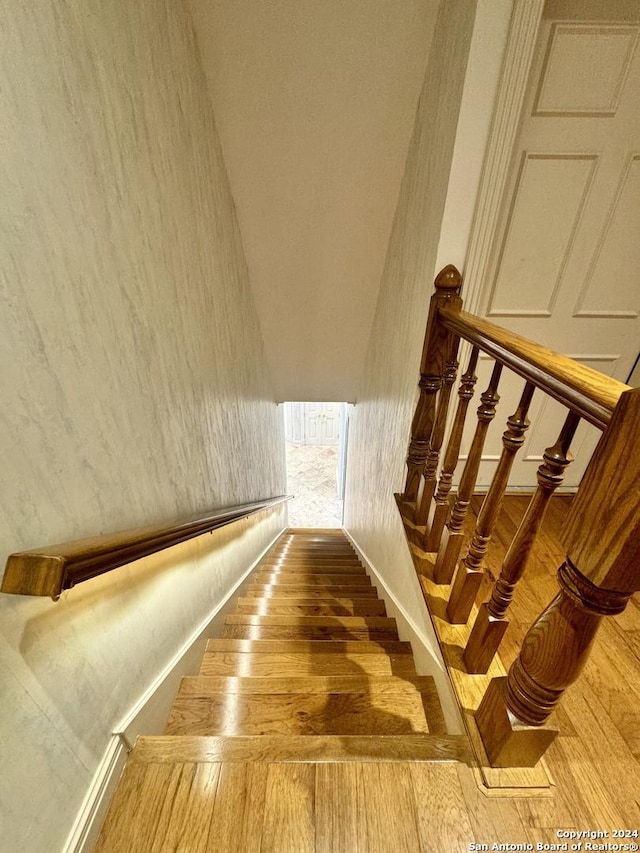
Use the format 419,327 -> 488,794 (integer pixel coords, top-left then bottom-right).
438,304 -> 629,429
1,495 -> 291,600
398,265 -> 640,777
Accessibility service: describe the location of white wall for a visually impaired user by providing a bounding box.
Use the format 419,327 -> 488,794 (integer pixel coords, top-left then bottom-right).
343,0 -> 512,722
0,1 -> 286,850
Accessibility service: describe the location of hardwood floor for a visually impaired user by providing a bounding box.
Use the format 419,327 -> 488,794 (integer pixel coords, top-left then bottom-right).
95,510 -> 640,851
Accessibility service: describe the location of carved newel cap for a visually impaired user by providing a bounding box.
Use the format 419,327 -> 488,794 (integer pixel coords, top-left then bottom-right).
434,264 -> 462,292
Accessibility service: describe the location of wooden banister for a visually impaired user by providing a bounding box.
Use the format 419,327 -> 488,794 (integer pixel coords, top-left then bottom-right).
415,346 -> 459,528
425,347 -> 479,551
402,265 -> 462,511
438,305 -> 628,428
434,360 -> 503,589
476,389 -> 640,766
397,265 -> 637,777
1,495 -> 291,600
463,410 -> 579,673
451,381 -> 535,638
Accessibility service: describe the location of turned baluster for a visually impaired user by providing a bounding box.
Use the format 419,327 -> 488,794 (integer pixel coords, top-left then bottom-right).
464,410 -> 579,671
425,347 -> 479,552
447,382 -> 535,629
476,387 -> 640,767
402,266 -> 462,514
414,347 -> 459,528
434,360 -> 503,591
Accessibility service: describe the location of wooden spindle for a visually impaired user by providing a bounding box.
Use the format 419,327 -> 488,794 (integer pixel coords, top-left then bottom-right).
425,347 -> 479,552
414,347 -> 459,528
402,266 -> 462,513
434,360 -> 503,592
446,382 -> 535,630
476,387 -> 640,767
464,410 -> 579,671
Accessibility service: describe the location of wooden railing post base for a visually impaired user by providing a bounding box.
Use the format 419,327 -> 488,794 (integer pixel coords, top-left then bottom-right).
463,602 -> 508,672
446,562 -> 483,624
475,677 -> 558,767
425,499 -> 452,553
433,525 -> 464,584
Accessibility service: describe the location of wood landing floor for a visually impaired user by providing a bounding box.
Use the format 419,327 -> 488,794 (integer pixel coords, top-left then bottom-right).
95,503 -> 640,852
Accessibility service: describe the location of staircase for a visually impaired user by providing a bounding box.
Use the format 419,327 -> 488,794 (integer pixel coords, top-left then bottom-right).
95,530 -> 469,852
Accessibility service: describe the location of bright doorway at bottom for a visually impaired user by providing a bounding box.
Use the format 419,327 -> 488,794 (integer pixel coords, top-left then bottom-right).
283,402 -> 349,528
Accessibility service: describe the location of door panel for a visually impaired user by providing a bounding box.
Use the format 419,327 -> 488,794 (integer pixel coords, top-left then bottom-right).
471,3 -> 640,489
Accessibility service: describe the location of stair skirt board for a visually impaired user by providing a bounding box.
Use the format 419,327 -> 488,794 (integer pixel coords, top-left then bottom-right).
61,736 -> 128,853
342,528 -> 464,736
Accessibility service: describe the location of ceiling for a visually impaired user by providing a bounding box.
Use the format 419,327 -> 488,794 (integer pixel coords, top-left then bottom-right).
188,0 -> 439,401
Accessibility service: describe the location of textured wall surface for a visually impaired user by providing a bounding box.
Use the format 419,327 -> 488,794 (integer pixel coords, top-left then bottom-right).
0,1 -> 285,849
343,0 -> 478,701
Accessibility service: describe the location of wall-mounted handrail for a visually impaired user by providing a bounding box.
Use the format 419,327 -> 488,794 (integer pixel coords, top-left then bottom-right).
438,304 -> 629,429
1,495 -> 291,600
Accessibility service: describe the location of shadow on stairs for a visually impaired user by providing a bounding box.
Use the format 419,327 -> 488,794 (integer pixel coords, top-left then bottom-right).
95,529 -> 470,852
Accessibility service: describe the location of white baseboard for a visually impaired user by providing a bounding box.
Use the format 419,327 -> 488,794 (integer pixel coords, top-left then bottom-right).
114,525 -> 286,747
342,528 -> 464,735
62,525 -> 286,853
62,735 -> 128,853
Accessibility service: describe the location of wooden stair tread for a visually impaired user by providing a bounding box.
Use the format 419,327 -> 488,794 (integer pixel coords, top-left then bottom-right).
221,624 -> 399,640
257,560 -> 367,576
200,652 -> 418,677
165,691 -> 431,736
266,550 -> 357,556
178,675 -> 437,695
251,573 -> 372,585
129,734 -> 471,763
235,598 -> 387,616
245,585 -> 379,598
204,638 -> 413,654
224,614 -> 397,629
263,549 -> 358,555
257,555 -> 360,561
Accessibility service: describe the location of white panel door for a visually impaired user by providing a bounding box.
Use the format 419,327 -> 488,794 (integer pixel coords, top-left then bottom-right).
319,402 -> 340,445
469,2 -> 640,489
284,402 -> 304,443
303,402 -> 322,444
302,402 -> 340,446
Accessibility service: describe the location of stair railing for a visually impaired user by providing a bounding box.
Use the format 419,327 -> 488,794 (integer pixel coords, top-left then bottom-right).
398,264 -> 638,768
1,495 -> 290,600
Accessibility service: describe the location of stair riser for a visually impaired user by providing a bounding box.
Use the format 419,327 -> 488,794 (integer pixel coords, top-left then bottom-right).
236,601 -> 386,616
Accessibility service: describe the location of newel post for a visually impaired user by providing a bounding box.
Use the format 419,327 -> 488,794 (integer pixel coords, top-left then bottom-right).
401,265 -> 463,513
476,387 -> 640,767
